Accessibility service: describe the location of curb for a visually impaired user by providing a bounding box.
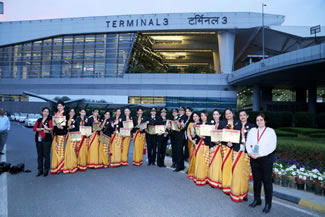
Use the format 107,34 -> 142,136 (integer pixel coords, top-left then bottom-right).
248,185 -> 325,214
164,157 -> 325,214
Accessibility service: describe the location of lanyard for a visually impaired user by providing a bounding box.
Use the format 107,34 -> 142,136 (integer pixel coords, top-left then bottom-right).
257,127 -> 267,144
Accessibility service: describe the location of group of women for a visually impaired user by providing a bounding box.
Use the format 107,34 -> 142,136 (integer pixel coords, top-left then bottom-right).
186,109 -> 277,213
33,102 -> 277,214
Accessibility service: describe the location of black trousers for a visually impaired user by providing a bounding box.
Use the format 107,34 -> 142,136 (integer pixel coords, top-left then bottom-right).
175,131 -> 185,169
250,153 -> 274,204
183,135 -> 189,161
36,140 -> 51,172
146,134 -> 158,164
157,135 -> 168,166
170,134 -> 177,164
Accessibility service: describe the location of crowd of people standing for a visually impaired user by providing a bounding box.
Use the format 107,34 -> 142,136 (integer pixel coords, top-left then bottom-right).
32,102 -> 277,214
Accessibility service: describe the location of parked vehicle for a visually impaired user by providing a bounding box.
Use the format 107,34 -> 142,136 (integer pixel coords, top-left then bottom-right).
24,114 -> 40,127
18,113 -> 28,123
14,113 -> 21,121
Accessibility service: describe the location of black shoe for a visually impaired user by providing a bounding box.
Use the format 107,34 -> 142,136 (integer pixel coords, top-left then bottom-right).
262,203 -> 272,213
0,152 -> 4,155
161,164 -> 166,168
152,163 -> 156,166
171,163 -> 176,168
249,200 -> 262,208
174,167 -> 185,172
243,197 -> 248,201
43,171 -> 49,177
36,171 -> 43,177
147,163 -> 151,166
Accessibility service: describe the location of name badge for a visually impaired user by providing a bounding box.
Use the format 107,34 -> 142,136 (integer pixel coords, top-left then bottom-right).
253,144 -> 259,153
38,136 -> 42,142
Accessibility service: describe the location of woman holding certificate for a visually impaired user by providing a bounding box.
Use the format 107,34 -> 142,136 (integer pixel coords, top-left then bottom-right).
99,111 -> 113,168
86,108 -> 101,169
121,108 -> 133,166
51,101 -> 67,174
193,111 -> 211,186
218,108 -> 241,194
110,108 -> 123,167
187,112 -> 200,180
207,109 -> 224,188
230,110 -> 255,202
246,114 -> 277,213
132,107 -> 147,166
63,108 -> 79,174
75,109 -> 89,171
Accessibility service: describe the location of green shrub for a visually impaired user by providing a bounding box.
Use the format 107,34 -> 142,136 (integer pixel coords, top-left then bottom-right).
275,129 -> 298,137
317,113 -> 325,129
295,112 -> 316,128
278,127 -> 325,136
308,133 -> 325,138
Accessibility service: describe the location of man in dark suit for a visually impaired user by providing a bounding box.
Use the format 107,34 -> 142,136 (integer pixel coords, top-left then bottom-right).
146,107 -> 159,166
174,106 -> 186,172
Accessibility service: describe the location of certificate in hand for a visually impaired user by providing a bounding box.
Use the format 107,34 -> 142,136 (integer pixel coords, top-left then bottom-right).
120,128 -> 131,137
123,120 -> 134,129
195,125 -> 201,136
92,122 -> 101,132
155,125 -> 166,134
211,130 -> 223,142
147,125 -> 156,135
53,116 -> 66,127
99,134 -> 110,144
68,131 -> 82,141
139,122 -> 148,131
222,129 -> 240,143
171,121 -> 180,132
199,125 -> 214,137
80,126 -> 92,136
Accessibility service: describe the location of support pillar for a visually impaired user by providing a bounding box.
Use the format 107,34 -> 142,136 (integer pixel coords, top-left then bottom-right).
217,31 -> 235,74
253,85 -> 260,112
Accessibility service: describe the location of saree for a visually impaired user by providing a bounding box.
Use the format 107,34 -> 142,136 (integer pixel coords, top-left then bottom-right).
63,133 -> 78,174
132,130 -> 146,166
207,145 -> 222,188
50,135 -> 65,174
110,133 -> 122,168
193,139 -> 209,186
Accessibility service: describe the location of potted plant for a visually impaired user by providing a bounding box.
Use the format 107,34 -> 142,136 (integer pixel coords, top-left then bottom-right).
296,175 -> 306,190
314,176 -> 323,195
286,166 -> 297,188
272,167 -> 281,185
281,173 -> 289,187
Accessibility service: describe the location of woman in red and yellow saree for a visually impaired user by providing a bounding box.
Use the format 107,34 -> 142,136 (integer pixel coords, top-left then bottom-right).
110,108 -> 123,168
121,108 -> 133,166
75,109 -> 88,171
207,109 -> 224,188
187,112 -> 200,180
51,101 -> 67,174
98,111 -> 113,168
86,109 -> 101,169
218,108 -> 241,195
63,108 -> 78,174
132,107 -> 147,166
230,110 -> 255,202
193,111 -> 210,186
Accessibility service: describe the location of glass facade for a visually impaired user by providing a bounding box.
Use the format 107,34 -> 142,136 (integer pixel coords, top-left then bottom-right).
0,33 -> 135,79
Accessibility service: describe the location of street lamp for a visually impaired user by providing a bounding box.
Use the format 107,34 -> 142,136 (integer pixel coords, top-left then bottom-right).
262,3 -> 267,60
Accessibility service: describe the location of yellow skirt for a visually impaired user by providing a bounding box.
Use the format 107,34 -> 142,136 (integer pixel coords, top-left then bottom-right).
87,132 -> 101,169
230,151 -> 250,202
207,145 -> 222,188
121,136 -> 131,166
77,137 -> 89,171
99,139 -> 110,168
187,144 -> 196,180
193,139 -> 209,186
187,139 -> 194,160
50,135 -> 65,174
110,133 -> 122,168
63,134 -> 78,174
221,145 -> 233,194
132,131 -> 146,166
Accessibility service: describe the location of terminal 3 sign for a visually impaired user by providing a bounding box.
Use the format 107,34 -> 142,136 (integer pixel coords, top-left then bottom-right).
106,13 -> 228,29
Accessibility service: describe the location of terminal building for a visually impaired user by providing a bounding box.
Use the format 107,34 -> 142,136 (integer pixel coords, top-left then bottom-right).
0,12 -> 324,112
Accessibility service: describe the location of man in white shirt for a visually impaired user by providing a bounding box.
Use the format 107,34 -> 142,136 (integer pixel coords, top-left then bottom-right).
0,108 -> 10,155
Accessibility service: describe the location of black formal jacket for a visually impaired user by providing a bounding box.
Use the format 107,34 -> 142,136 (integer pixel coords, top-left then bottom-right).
112,116 -> 123,133
53,113 -> 68,136
101,118 -> 114,137
74,116 -> 88,131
